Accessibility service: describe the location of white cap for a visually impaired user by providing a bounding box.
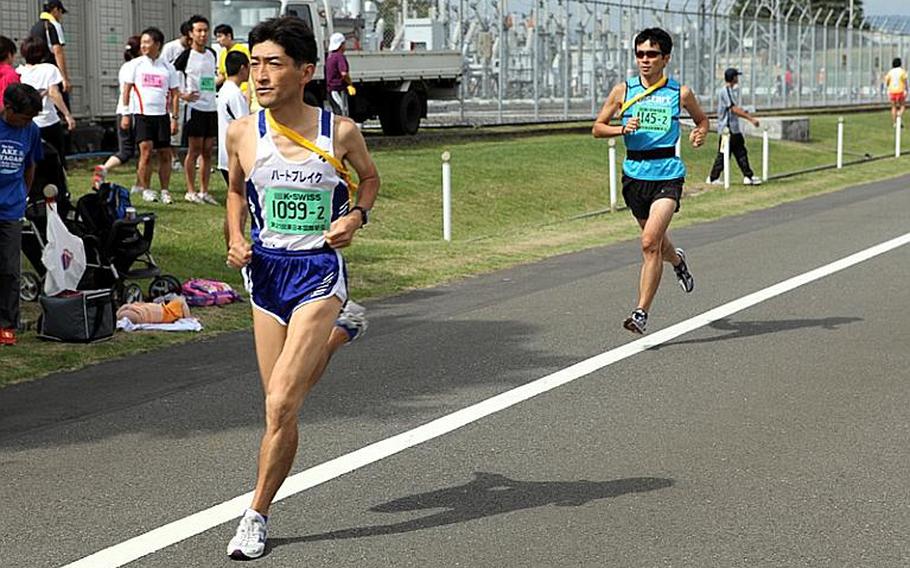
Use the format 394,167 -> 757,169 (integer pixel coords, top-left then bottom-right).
329,32 -> 345,52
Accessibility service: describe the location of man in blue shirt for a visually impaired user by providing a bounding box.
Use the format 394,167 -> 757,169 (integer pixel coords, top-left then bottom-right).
0,83 -> 43,346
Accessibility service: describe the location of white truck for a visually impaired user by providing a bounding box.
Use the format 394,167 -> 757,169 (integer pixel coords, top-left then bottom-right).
212,0 -> 462,134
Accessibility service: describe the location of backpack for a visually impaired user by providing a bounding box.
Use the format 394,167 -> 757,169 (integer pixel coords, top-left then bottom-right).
181,278 -> 241,307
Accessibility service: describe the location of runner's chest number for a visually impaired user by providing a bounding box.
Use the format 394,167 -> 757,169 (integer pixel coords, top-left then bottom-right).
265,188 -> 331,235
633,104 -> 672,133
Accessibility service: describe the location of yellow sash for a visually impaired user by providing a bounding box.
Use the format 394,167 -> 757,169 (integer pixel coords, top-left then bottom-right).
619,76 -> 669,115
265,109 -> 359,194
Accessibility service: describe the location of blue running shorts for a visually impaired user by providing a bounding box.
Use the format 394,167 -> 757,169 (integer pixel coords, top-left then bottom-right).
243,244 -> 348,326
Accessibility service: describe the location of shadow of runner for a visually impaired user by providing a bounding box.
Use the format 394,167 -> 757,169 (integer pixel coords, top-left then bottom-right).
652,316 -> 862,350
271,472 -> 673,546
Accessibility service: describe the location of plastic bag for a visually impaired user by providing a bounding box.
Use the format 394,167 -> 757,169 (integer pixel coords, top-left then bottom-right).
42,201 -> 86,296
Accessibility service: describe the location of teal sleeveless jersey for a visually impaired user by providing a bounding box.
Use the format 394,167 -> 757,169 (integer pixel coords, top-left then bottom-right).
621,76 -> 686,181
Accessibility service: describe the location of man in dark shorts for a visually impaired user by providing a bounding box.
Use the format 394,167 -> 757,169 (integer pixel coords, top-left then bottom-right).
174,14 -> 219,204
121,27 -> 180,204
593,27 -> 709,334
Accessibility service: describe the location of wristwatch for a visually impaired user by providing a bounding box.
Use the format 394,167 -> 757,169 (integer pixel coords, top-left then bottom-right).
350,205 -> 369,226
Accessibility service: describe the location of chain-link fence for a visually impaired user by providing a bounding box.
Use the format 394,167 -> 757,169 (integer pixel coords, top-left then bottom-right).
372,0 -> 910,122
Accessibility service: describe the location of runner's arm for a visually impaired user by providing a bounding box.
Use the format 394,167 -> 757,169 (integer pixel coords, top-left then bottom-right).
325,117 -> 380,248
225,118 -> 252,267
681,85 -> 709,148
592,83 -> 627,138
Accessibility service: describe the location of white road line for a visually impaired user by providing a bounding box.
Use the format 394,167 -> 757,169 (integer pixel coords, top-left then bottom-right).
61,231 -> 910,568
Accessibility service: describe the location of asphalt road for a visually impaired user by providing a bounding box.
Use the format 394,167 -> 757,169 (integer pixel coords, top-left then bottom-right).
2,174 -> 909,568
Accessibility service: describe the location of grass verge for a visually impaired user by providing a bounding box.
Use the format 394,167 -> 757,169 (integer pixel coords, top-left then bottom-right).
4,110 -> 907,386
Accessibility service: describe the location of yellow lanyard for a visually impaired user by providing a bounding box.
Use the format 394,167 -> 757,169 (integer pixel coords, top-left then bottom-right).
265,109 -> 359,193
619,76 -> 669,115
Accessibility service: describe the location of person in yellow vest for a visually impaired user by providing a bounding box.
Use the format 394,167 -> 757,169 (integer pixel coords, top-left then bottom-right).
214,24 -> 251,102
884,58 -> 908,128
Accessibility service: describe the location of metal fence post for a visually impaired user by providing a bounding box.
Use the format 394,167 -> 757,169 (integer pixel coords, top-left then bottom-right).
896,116 -> 902,158
441,151 -> 452,241
837,117 -> 844,169
608,138 -> 617,213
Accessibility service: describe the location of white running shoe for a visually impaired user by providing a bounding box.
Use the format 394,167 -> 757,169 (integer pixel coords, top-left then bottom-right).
160,189 -> 173,204
743,176 -> 762,186
184,192 -> 201,204
130,185 -> 143,195
705,176 -> 723,185
227,509 -> 268,560
142,189 -> 158,202
336,300 -> 368,343
199,192 -> 219,205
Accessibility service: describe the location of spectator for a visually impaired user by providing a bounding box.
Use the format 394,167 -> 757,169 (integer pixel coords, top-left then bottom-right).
214,23 -> 250,97
216,51 -> 250,185
162,21 -> 192,66
706,68 -> 761,186
92,36 -> 141,190
0,83 -> 43,346
121,27 -> 180,204
29,0 -> 71,106
174,14 -> 218,205
885,57 -> 908,128
162,21 -> 192,164
325,32 -> 355,117
16,36 -> 75,166
216,50 -> 249,248
0,36 -> 20,110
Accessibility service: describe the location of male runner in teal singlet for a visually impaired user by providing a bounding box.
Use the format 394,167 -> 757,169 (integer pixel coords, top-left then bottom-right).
592,27 -> 709,334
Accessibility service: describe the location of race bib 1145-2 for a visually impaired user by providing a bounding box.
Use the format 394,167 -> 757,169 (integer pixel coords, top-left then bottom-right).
633,104 -> 672,133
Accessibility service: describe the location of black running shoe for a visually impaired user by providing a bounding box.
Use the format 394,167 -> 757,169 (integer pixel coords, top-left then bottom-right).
673,248 -> 695,293
623,308 -> 648,335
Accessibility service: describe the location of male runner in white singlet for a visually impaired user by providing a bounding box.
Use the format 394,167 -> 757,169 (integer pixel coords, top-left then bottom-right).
223,16 -> 379,560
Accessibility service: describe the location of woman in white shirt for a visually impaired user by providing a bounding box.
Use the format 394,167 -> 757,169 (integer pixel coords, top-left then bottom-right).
16,35 -> 74,165
93,36 -> 141,189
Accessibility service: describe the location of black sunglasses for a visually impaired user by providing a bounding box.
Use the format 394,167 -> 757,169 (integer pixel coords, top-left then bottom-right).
635,50 -> 664,59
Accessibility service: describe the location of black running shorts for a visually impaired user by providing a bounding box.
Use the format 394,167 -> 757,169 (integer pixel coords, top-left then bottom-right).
134,115 -> 172,149
184,109 -> 218,139
621,175 -> 684,220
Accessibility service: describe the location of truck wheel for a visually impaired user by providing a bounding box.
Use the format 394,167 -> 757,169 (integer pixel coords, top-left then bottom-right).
379,91 -> 423,135
399,91 -> 422,135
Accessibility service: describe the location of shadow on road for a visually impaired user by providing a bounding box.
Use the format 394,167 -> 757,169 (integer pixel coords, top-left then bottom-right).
271,472 -> 673,547
0,315 -> 576,449
652,316 -> 862,349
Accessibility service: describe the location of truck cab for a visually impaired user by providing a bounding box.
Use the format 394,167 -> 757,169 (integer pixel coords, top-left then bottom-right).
211,0 -> 461,134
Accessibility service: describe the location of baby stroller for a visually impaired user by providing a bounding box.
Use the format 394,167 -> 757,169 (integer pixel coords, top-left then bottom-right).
20,144 -> 181,304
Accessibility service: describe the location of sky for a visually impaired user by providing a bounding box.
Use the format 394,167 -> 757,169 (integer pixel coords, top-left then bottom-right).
861,0 -> 910,16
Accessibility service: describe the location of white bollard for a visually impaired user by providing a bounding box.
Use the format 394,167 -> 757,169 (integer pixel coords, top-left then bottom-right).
896,116 -> 902,158
761,128 -> 769,182
837,116 -> 844,169
608,139 -> 617,212
441,151 -> 452,242
721,127 -> 731,190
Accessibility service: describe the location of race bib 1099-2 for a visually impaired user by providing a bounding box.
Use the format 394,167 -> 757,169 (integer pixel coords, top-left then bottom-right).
265,187 -> 331,235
